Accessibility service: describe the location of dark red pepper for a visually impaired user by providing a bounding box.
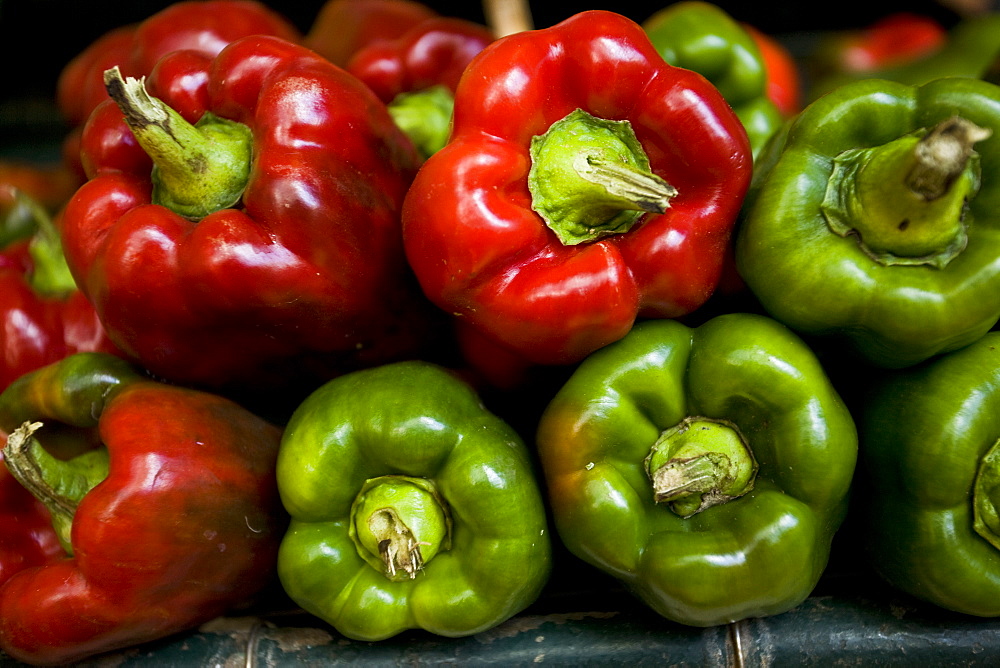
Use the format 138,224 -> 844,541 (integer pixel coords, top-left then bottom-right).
0,353 -> 286,665
402,10 -> 751,365
62,35 -> 430,397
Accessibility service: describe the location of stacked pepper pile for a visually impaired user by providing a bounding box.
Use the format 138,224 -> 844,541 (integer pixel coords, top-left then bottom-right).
2,0 -> 1000,663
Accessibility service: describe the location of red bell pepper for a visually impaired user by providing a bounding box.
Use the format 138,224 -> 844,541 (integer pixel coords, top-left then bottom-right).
346,16 -> 494,102
304,0 -> 438,67
0,352 -> 286,665
62,35 -> 431,395
55,0 -> 301,178
0,188 -> 122,393
57,0 -> 300,128
346,16 -> 494,158
402,10 -> 751,365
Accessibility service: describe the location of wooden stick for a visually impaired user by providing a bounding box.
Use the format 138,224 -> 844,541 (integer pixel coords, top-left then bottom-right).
483,0 -> 534,37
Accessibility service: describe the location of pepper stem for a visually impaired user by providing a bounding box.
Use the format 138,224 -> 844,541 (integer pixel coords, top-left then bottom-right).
908,117 -> 992,201
529,108 -> 677,246
2,420 -> 110,555
821,116 -> 990,268
349,475 -> 451,581
973,437 -> 1000,552
103,66 -> 253,220
645,417 -> 757,517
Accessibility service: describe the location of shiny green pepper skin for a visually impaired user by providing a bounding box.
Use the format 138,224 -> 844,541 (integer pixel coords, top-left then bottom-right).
737,77 -> 1000,369
861,332 -> 1000,616
536,314 -> 857,627
275,361 -> 551,641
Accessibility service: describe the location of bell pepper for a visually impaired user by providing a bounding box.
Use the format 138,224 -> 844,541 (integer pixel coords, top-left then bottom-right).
0,352 -> 286,665
304,0 -> 437,68
276,360 -> 551,641
736,77 -> 1000,369
642,1 -> 786,157
56,0 -> 301,128
861,331 -> 1000,616
0,192 -> 122,393
402,10 -> 751,367
536,313 -> 858,627
808,13 -> 1000,102
61,35 -> 432,395
346,16 -> 495,158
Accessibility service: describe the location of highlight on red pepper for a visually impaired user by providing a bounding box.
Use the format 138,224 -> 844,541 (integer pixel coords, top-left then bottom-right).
346,16 -> 495,159
402,10 -> 752,367
0,190 -> 122,393
61,34 -> 435,397
0,352 -> 287,665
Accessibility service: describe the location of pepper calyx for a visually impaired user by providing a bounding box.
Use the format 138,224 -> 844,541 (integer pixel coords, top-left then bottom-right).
2,420 -> 110,555
349,475 -> 452,581
388,85 -> 454,161
821,116 -> 989,268
973,437 -> 1000,552
103,66 -> 253,221
645,416 -> 757,517
529,108 -> 677,246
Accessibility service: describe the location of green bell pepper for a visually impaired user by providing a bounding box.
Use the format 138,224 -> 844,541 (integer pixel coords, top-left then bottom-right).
643,1 -> 783,157
535,313 -> 857,627
861,331 -> 1000,616
809,13 -> 1000,102
737,77 -> 1000,369
275,360 -> 551,641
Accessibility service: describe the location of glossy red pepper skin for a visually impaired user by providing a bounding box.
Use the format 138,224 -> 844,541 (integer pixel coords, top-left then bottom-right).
402,10 -> 751,365
0,454 -> 62,589
305,0 -> 438,67
346,16 -> 494,102
63,35 -> 428,394
0,354 -> 286,665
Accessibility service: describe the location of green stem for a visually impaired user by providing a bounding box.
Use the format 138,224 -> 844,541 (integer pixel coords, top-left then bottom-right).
529,108 -> 677,246
103,66 -> 253,220
821,116 -> 990,268
3,421 -> 109,555
973,438 -> 1000,552
349,475 -> 451,580
645,417 -> 757,517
